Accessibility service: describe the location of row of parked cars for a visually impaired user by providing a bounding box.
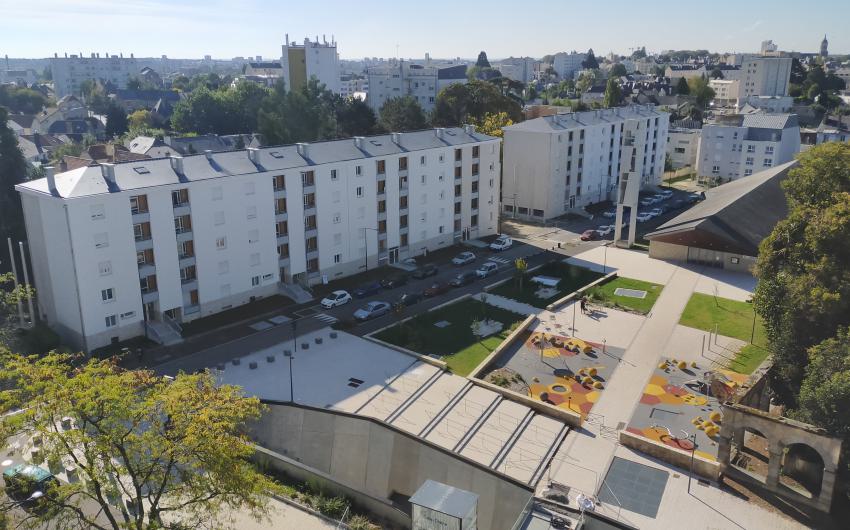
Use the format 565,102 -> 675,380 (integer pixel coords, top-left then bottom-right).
319,239 -> 513,321
580,191 -> 704,240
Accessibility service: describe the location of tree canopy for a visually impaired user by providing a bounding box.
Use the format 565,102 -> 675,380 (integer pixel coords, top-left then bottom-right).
675,77 -> 690,95
378,96 -> 429,132
581,49 -> 599,70
754,143 -> 850,406
0,107 -> 28,246
687,76 -> 715,108
104,104 -> 129,138
468,112 -> 513,138
602,78 -> 622,108
0,85 -> 48,114
475,51 -> 491,68
0,351 -> 278,530
172,81 -> 272,136
432,80 -> 522,127
608,64 -> 628,78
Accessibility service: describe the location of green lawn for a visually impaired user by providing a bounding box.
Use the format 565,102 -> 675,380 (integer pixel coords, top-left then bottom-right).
585,276 -> 664,314
490,261 -> 603,308
679,293 -> 770,374
374,298 -> 525,376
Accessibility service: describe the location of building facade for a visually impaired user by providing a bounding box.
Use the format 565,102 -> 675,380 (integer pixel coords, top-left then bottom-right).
666,127 -> 702,169
737,56 -> 792,99
501,105 -> 669,220
496,57 -> 536,83
50,53 -> 139,97
281,35 -> 340,93
16,127 -> 500,352
367,61 -> 467,113
552,52 -> 587,81
696,113 -> 800,182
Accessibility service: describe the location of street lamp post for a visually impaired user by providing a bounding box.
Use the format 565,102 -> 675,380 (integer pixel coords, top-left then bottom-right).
681,430 -> 697,493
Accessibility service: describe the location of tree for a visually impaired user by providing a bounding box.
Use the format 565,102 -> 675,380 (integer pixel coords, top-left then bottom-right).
608,64 -> 628,78
257,80 -> 337,145
127,110 -> 155,129
687,76 -> 715,108
631,47 -> 647,60
432,80 -> 522,127
126,77 -> 143,90
0,85 -> 48,114
710,68 -> 724,79
104,104 -> 129,138
602,78 -> 622,108
475,51 -> 491,68
0,108 -> 28,248
795,328 -> 850,437
335,97 -> 377,137
575,70 -> 597,94
378,96 -> 428,132
581,49 -> 599,70
0,351 -> 278,530
676,77 -> 690,95
753,143 -> 850,405
469,112 -> 513,138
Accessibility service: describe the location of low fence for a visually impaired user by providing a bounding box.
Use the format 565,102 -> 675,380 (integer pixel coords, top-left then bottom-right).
545,271 -> 618,312
618,430 -> 720,481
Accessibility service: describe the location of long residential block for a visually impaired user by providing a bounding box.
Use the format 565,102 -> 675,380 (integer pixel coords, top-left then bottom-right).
16,127 -> 501,352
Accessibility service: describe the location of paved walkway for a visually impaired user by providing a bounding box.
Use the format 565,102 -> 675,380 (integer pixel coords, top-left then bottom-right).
224,497 -> 338,529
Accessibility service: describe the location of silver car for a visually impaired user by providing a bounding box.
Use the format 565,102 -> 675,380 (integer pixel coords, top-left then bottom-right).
353,301 -> 391,321
451,251 -> 476,266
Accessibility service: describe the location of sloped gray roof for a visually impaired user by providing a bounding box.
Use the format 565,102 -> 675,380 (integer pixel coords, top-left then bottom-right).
504,105 -> 667,133
409,480 -> 478,518
741,113 -> 798,130
646,161 -> 796,256
17,127 -> 498,199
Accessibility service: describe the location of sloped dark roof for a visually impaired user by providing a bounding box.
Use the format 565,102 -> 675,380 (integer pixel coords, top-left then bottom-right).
437,65 -> 467,80
646,161 -> 796,256
8,114 -> 35,128
248,61 -> 281,69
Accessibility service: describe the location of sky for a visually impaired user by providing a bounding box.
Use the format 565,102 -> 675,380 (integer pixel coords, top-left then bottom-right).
1,0 -> 847,60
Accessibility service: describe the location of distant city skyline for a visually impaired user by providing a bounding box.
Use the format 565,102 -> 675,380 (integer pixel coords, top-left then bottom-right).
1,0 -> 847,60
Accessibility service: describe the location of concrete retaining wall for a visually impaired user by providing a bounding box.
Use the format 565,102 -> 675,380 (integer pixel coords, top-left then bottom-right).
618,430 -> 720,481
252,401 -> 534,530
545,271 -> 618,311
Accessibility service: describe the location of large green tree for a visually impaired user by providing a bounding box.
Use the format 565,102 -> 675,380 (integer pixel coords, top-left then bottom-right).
602,78 -> 622,108
104,104 -> 129,138
0,107 -> 28,250
795,328 -> 850,437
675,77 -> 690,95
335,97 -> 377,137
432,80 -> 522,127
0,86 -> 48,114
581,49 -> 599,70
475,51 -> 491,68
754,143 -> 850,405
378,96 -> 428,132
608,63 -> 628,77
0,351 -> 278,530
257,79 -> 337,144
687,76 -> 715,108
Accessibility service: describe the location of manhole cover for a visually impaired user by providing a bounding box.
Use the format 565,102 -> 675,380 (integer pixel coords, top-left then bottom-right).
614,288 -> 647,299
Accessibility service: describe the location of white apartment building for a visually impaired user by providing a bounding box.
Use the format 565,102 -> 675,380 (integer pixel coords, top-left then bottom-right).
367,61 -> 468,113
552,52 -> 586,81
16,127 -> 500,352
496,57 -> 536,83
50,52 -> 139,97
666,128 -> 702,169
737,56 -> 792,98
710,79 -> 740,106
281,35 -> 340,93
696,113 -> 800,182
501,105 -> 669,220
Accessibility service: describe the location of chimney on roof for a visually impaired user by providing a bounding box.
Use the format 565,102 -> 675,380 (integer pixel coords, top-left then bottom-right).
45,166 -> 58,196
247,147 -> 259,164
353,137 -> 364,149
296,143 -> 309,158
435,128 -> 445,139
391,132 -> 402,145
101,163 -> 116,186
170,155 -> 184,174
463,124 -> 475,135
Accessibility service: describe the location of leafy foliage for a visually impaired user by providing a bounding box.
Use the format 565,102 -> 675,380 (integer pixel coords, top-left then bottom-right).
687,76 -> 715,108
433,80 -> 522,127
608,64 -> 628,78
581,49 -> 599,70
603,78 -> 622,108
172,81 -> 271,135
469,112 -> 513,138
0,108 -> 28,244
675,77 -> 690,95
377,96 -> 428,132
475,51 -> 491,68
0,351 -> 278,530
104,104 -> 129,138
0,85 -> 48,114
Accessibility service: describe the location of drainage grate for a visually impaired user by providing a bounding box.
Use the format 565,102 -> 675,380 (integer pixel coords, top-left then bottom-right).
614,288 -> 647,299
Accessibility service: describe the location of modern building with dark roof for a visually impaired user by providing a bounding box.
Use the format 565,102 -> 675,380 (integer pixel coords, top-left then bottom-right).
646,160 -> 795,272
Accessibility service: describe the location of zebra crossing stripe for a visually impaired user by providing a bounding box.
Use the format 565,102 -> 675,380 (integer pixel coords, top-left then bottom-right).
314,313 -> 338,323
488,256 -> 510,263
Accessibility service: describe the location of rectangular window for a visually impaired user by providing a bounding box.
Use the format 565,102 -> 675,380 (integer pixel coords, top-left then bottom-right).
399,157 -> 408,171
378,200 -> 386,213
334,253 -> 341,264
454,148 -> 462,161
212,186 -> 223,200
251,276 -> 260,287
94,232 -> 109,248
101,288 -> 114,303
214,211 -> 225,225
471,163 -> 479,176
98,261 -> 112,276
179,241 -> 193,259
216,237 -> 227,249
305,215 -> 317,230
330,169 -> 338,180
218,260 -> 229,274
246,205 -> 257,219
171,188 -> 189,207
90,204 -> 105,220
244,182 -> 256,195
400,214 -> 408,228
174,215 -> 191,234
248,229 -> 259,244
744,169 -> 753,176
746,157 -> 754,166
275,198 -> 287,214
765,145 -> 774,154
376,160 -> 386,175
306,236 -> 318,251
472,145 -> 480,158
278,243 -> 289,257
471,181 -> 479,193
355,165 -> 362,176
129,194 -> 148,214
471,214 -> 478,227
307,258 -> 319,273
454,166 -> 462,179
333,213 -> 341,224
763,158 -> 773,167
400,195 -> 408,209
272,175 -> 285,191
301,171 -> 315,186
303,193 -> 315,208
250,253 -> 260,266
356,186 -> 363,198
420,155 -> 426,166
747,145 -> 755,153
105,315 -> 117,328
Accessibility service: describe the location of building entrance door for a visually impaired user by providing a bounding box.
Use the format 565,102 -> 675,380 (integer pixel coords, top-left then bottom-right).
569,195 -> 576,208
388,247 -> 399,264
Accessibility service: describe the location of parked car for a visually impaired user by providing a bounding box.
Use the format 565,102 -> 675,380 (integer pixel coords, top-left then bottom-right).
380,275 -> 408,289
489,236 -> 513,251
639,197 -> 656,207
449,271 -> 477,287
3,464 -> 57,509
320,290 -> 352,309
353,301 -> 391,321
411,265 -> 438,279
652,193 -> 666,202
686,192 -> 705,204
648,207 -> 664,218
402,257 -> 417,267
476,262 -> 499,278
602,210 -> 617,218
636,212 -> 653,222
670,199 -> 685,210
659,189 -> 674,198
580,229 -> 601,241
423,281 -> 450,297
353,282 -> 382,298
451,251 -> 477,266
596,225 -> 614,236
396,292 -> 423,308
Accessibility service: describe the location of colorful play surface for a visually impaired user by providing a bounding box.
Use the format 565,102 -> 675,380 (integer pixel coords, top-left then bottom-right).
483,330 -> 625,418
626,358 -> 749,461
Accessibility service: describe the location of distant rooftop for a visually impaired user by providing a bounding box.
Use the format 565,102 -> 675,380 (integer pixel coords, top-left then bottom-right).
503,105 -> 667,133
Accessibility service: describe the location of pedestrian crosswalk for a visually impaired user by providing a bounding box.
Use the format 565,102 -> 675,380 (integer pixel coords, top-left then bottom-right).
313,313 -> 339,324
488,255 -> 512,264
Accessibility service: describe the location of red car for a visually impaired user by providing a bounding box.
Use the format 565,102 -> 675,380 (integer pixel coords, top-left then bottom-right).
423,281 -> 450,297
580,229 -> 600,241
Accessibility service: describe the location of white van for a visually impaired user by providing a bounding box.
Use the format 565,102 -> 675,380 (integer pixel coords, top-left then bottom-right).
489,236 -> 513,251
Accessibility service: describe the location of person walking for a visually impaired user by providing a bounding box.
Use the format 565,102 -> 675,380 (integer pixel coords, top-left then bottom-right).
580,297 -> 588,314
